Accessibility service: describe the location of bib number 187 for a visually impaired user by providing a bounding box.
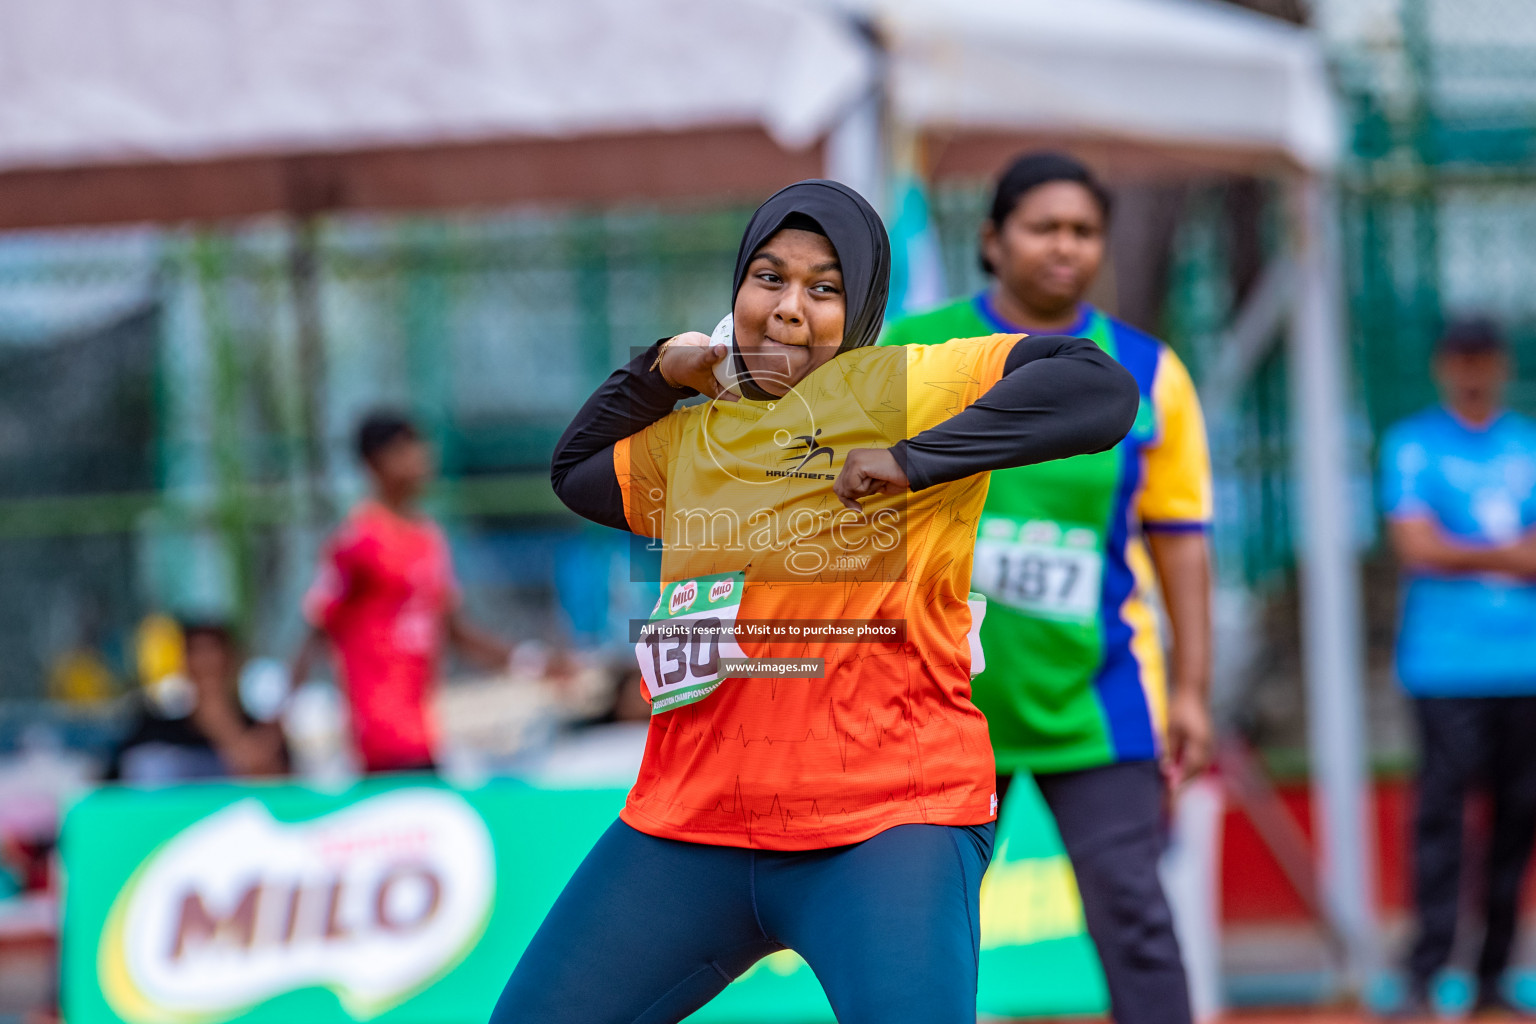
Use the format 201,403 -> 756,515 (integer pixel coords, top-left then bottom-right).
973,519 -> 1103,623
990,551 -> 1084,606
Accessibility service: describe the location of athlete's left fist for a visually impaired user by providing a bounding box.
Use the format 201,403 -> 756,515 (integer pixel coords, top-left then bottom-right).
833,448 -> 909,511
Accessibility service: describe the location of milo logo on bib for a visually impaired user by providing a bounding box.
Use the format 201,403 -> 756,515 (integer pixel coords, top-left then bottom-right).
669,581 -> 698,615
708,578 -> 735,603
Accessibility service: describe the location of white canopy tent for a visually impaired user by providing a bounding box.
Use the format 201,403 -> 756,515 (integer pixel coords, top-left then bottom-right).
0,0 -> 874,222
863,0 -> 1336,170
0,0 -> 1373,993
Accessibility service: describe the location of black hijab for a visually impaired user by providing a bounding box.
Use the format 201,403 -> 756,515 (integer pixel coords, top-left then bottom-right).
727,179 -> 891,400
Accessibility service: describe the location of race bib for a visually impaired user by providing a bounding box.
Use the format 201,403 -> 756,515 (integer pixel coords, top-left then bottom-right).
973,516 -> 1104,623
966,592 -> 987,678
635,572 -> 749,715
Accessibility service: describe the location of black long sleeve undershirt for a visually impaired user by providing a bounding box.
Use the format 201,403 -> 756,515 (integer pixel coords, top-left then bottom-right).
549,341 -> 693,531
550,335 -> 1139,530
890,334 -> 1139,491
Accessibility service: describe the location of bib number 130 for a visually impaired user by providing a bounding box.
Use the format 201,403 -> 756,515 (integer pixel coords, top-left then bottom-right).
641,622 -> 721,689
635,572 -> 748,714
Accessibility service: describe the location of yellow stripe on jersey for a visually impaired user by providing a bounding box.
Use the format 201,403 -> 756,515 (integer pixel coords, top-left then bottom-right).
1137,349 -> 1212,527
1122,535 -> 1169,744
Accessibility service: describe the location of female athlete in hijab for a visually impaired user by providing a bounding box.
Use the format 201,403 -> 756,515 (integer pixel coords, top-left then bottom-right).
489,180 -> 1138,1024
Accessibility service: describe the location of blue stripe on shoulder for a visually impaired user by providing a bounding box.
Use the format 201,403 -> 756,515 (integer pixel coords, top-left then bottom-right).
1092,318 -> 1163,762
1109,318 -> 1162,395
1094,447 -> 1157,761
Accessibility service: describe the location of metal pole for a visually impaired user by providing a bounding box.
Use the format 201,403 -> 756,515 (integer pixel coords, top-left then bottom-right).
824,88 -> 884,210
192,232 -> 256,631
289,216 -> 333,526
1286,171 -> 1380,995
823,17 -> 886,211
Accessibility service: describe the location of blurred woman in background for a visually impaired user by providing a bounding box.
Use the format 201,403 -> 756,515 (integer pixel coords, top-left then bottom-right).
884,151 -> 1214,1024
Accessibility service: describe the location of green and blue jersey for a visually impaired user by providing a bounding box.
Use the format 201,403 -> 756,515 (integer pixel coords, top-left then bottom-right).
882,294 -> 1212,773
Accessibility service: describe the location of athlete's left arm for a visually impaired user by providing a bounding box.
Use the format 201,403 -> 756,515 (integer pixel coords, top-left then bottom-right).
1139,348 -> 1215,792
890,334 -> 1139,490
1147,531 -> 1213,792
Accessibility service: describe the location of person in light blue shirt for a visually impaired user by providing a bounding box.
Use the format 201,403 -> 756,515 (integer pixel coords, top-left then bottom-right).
1380,318 -> 1536,1016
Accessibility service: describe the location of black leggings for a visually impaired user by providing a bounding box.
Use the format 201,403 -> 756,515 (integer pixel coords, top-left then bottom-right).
489,819 -> 995,1024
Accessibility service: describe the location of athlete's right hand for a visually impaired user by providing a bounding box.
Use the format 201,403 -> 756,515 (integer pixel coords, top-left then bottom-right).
834,448 -> 910,511
658,333 -> 738,401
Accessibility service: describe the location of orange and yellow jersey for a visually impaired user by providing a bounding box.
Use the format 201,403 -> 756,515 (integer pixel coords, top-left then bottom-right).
612,337 -> 1020,849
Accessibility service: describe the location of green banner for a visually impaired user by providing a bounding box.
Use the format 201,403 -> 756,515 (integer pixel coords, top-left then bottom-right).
62,776 -> 1105,1024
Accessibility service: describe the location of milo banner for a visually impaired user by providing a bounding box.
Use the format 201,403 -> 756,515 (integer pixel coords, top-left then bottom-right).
63,778 -> 1107,1023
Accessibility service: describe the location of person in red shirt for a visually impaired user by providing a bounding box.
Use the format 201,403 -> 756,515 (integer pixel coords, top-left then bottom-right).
291,411 -> 514,773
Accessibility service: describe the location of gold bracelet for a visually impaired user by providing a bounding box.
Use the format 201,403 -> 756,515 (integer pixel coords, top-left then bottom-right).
652,336 -> 683,388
